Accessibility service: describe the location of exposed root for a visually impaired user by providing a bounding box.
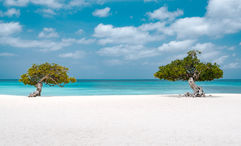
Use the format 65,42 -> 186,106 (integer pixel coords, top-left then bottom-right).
28,91 -> 40,97
184,88 -> 206,97
28,82 -> 42,97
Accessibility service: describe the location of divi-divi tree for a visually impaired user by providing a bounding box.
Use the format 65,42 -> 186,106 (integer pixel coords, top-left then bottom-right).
19,63 -> 76,97
154,50 -> 223,97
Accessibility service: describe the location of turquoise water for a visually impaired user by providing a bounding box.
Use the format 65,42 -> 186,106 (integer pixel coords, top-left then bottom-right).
0,79 -> 241,96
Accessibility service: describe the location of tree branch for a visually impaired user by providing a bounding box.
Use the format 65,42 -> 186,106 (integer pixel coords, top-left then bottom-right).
39,75 -> 49,83
48,77 -> 64,87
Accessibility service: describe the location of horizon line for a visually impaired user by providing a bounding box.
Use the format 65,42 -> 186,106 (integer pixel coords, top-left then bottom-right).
1,78 -> 241,80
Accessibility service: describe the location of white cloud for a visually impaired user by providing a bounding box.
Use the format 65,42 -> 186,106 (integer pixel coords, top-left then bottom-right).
0,22 -> 22,36
4,0 -> 62,8
94,23 -> 160,60
38,28 -> 59,38
0,52 -> 16,56
214,55 -> 228,64
190,42 -> 230,65
139,22 -> 172,35
61,38 -> 95,45
35,9 -> 56,17
158,40 -> 195,51
141,0 -> 241,39
3,0 -> 109,9
224,62 -> 240,69
190,43 -> 220,61
0,37 -> 94,51
160,42 -> 228,65
144,0 -> 157,2
104,59 -> 123,65
206,0 -> 241,21
147,6 -> 183,21
98,45 -> 143,56
0,21 -> 94,51
143,9 -> 205,39
98,45 -> 158,60
59,51 -> 85,59
191,42 -> 216,52
66,0 -> 89,8
170,0 -> 241,38
0,37 -> 64,51
170,17 -> 210,39
0,8 -> 20,17
4,0 -> 29,7
92,7 -> 111,17
93,0 -> 241,61
94,23 -> 158,45
228,46 -> 235,50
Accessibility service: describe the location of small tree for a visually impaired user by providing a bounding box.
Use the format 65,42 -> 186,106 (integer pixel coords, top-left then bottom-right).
154,50 -> 223,97
19,63 -> 76,97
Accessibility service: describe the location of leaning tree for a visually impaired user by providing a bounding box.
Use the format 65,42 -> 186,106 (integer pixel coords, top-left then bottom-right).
154,50 -> 223,97
19,63 -> 76,97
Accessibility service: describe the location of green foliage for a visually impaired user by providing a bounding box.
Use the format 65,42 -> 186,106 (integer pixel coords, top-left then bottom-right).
19,63 -> 76,86
154,50 -> 223,81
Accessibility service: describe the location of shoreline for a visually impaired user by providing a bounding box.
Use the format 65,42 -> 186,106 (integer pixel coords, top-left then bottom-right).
0,94 -> 241,145
1,93 -> 241,97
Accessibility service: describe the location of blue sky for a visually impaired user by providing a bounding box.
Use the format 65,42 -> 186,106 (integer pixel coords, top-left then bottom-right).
0,0 -> 241,79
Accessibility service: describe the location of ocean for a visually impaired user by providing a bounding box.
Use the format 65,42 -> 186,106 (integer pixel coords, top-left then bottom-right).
0,79 -> 241,96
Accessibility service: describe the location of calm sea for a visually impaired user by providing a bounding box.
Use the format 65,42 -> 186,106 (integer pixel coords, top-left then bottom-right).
0,79 -> 241,96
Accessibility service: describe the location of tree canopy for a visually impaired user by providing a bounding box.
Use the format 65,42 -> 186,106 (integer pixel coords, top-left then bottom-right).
154,50 -> 223,81
19,63 -> 76,87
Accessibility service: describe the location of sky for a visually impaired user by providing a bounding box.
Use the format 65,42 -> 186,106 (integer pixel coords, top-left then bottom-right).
0,0 -> 241,79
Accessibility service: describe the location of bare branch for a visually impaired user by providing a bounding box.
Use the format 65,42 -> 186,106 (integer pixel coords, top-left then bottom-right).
48,77 -> 64,87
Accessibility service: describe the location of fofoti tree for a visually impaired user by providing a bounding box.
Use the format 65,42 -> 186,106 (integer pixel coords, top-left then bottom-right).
154,50 -> 223,97
19,63 -> 76,97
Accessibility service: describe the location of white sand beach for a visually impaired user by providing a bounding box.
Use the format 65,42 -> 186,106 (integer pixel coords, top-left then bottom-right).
0,94 -> 241,146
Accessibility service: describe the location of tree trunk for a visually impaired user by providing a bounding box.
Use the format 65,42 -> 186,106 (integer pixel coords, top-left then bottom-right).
185,77 -> 205,97
28,75 -> 48,97
28,82 -> 43,97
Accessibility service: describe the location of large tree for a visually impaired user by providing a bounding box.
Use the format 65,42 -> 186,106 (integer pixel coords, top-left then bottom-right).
19,63 -> 76,97
154,50 -> 223,97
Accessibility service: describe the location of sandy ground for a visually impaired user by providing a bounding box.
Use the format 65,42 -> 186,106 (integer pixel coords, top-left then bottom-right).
0,94 -> 241,146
